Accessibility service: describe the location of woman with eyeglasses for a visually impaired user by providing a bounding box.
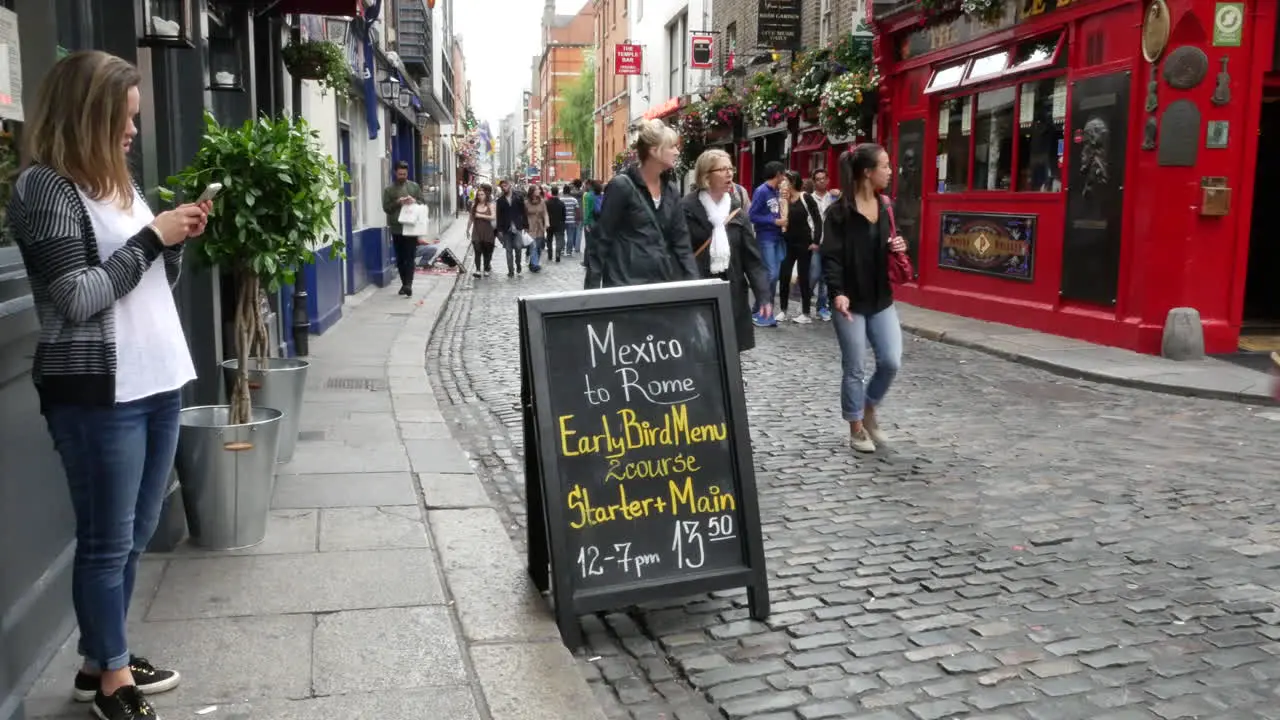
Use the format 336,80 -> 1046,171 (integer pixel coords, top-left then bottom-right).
680,149 -> 773,352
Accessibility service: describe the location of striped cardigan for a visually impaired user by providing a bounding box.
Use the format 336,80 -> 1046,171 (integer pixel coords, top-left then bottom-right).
9,164 -> 183,407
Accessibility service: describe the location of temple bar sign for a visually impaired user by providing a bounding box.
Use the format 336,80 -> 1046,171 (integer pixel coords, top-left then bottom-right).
898,0 -> 1083,59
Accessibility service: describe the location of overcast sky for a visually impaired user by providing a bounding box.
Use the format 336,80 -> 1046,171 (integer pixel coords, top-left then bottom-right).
455,0 -> 589,129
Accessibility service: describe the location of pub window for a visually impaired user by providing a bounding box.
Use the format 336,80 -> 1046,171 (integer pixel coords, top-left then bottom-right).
963,50 -> 1010,86
1016,77 -> 1068,191
1008,31 -> 1065,75
973,87 -> 1015,190
936,96 -> 971,192
925,61 -> 967,94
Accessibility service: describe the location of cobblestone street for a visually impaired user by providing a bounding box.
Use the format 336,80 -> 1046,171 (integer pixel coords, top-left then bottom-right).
427,256 -> 1280,720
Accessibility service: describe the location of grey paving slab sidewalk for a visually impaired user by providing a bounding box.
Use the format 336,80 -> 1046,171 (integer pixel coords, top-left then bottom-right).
895,301 -> 1277,405
25,221 -> 605,720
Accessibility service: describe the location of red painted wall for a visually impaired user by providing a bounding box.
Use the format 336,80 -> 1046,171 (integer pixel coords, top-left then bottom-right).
878,0 -> 1278,355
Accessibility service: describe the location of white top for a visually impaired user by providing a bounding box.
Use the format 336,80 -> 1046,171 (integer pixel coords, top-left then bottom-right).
80,188 -> 197,403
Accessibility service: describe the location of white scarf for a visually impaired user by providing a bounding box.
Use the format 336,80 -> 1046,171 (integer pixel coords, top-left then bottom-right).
699,190 -> 733,275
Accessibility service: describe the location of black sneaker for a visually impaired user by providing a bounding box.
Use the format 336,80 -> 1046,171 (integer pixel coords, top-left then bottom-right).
92,685 -> 159,719
74,656 -> 180,702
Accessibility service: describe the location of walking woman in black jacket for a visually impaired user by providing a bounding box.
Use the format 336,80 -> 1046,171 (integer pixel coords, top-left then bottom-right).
681,149 -> 773,352
821,144 -> 907,454
779,170 -> 823,324
585,118 -> 699,288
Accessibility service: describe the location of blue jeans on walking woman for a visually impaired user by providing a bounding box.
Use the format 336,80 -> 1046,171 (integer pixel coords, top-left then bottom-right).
832,305 -> 903,422
43,389 -> 181,671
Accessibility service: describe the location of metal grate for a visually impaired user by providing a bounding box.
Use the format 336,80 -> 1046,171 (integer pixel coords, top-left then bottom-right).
297,430 -> 327,442
323,377 -> 387,391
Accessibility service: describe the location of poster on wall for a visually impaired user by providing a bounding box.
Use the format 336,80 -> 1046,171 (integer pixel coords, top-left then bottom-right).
0,8 -> 23,122
938,212 -> 1036,281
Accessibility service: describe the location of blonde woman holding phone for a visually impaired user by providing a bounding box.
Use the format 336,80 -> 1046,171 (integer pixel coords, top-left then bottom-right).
10,51 -> 210,719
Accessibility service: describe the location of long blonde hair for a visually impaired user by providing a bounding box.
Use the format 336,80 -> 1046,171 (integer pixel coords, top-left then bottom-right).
633,118 -> 679,163
23,51 -> 142,208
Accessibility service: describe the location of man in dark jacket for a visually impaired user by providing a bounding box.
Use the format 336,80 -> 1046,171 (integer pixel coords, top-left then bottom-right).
546,186 -> 567,263
495,180 -> 528,277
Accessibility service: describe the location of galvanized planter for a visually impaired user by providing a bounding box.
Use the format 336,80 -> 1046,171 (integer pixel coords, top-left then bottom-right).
175,405 -> 283,551
221,357 -> 309,463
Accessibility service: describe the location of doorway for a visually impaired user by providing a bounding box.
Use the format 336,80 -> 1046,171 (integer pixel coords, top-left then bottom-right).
1242,96 -> 1280,351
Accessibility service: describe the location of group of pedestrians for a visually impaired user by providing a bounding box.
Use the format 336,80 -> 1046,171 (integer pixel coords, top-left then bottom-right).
465,177 -> 602,278
582,118 -> 909,455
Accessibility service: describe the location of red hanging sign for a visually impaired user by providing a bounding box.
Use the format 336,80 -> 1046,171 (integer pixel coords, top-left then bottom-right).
690,35 -> 714,69
616,44 -> 643,76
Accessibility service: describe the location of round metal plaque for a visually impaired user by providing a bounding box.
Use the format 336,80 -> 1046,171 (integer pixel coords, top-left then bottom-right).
1142,0 -> 1171,63
1163,46 -> 1209,89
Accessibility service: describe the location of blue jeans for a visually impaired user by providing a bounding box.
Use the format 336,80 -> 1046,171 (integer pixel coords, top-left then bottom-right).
757,236 -> 786,311
809,252 -> 829,311
44,390 -> 182,671
565,224 -> 581,254
530,236 -> 544,268
833,305 -> 903,421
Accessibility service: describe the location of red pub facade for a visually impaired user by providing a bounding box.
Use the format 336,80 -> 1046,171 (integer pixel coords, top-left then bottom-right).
870,0 -> 1280,355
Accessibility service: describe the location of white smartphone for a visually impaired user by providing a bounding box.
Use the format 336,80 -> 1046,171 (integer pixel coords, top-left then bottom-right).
195,182 -> 223,203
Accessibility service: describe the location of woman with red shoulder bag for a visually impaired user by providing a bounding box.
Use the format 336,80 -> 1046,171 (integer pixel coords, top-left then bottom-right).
819,144 -> 909,453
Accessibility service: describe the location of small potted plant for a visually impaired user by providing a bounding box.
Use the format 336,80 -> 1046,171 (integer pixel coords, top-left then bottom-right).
282,39 -> 351,96
0,129 -> 17,247
162,112 -> 348,550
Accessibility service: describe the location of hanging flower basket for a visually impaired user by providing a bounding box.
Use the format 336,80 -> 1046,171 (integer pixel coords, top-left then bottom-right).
819,70 -> 879,141
744,70 -> 801,127
281,40 -> 352,96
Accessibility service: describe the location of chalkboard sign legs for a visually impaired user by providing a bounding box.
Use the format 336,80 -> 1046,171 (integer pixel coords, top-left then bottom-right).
520,301 -> 552,593
748,581 -> 771,621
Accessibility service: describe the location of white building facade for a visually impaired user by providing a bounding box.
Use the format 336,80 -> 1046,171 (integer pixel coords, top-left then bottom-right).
627,0 -> 714,127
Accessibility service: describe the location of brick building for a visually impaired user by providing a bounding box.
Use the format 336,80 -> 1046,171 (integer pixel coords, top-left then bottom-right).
711,0 -> 867,77
593,0 -> 631,180
710,0 -> 873,186
539,0 -> 595,182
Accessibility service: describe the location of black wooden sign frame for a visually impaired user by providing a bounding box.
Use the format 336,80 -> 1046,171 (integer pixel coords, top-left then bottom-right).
519,280 -> 770,649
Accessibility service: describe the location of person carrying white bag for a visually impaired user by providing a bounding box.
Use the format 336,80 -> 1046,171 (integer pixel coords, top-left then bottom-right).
382,160 -> 427,297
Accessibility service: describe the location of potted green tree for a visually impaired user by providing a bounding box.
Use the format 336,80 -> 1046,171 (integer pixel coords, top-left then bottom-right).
162,112 -> 347,550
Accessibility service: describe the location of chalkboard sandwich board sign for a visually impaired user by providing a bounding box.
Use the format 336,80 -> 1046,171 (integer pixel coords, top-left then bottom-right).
519,279 -> 770,648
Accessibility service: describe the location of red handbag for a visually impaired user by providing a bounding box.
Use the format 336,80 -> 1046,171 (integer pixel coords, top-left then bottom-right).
881,195 -> 914,285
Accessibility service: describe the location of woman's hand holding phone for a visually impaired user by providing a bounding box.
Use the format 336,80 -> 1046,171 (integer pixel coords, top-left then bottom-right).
152,204 -> 207,246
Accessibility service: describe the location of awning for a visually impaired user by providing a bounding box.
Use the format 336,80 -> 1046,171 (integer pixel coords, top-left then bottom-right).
793,130 -> 827,154
260,0 -> 360,16
643,96 -> 683,120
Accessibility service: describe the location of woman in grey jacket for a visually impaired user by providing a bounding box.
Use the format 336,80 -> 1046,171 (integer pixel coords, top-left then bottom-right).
585,119 -> 698,289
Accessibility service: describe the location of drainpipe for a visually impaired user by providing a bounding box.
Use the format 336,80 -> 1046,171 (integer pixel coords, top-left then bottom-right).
289,13 -> 310,356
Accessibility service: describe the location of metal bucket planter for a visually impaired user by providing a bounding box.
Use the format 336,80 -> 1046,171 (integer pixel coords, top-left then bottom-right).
175,406 -> 283,551
221,357 -> 309,464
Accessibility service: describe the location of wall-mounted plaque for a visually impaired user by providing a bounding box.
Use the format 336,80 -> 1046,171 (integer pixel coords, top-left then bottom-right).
1158,99 -> 1201,166
1143,0 -> 1171,62
1164,46 -> 1210,89
1206,120 -> 1229,148
939,212 -> 1036,281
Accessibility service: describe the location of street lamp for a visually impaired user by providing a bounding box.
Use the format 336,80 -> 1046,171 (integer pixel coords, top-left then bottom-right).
379,74 -> 399,103
135,0 -> 195,48
398,87 -> 412,109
